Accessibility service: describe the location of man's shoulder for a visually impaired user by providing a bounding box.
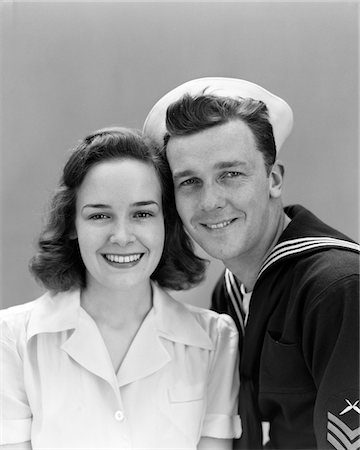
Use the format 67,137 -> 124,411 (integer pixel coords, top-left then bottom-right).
284,204 -> 358,245
290,240 -> 359,283
278,204 -> 359,282
260,245 -> 359,318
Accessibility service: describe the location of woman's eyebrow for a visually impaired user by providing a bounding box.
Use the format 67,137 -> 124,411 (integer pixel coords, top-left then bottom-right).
82,201 -> 160,210
82,204 -> 110,211
131,201 -> 160,207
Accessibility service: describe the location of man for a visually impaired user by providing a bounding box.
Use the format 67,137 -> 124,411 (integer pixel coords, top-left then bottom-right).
143,77 -> 359,449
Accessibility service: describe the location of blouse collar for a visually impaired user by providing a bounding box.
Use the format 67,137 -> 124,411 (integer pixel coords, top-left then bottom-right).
27,282 -> 213,351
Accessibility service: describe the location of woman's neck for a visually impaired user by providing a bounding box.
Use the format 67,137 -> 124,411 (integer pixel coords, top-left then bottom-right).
80,281 -> 153,330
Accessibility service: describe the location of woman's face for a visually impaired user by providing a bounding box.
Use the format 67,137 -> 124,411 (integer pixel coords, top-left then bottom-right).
74,158 -> 165,293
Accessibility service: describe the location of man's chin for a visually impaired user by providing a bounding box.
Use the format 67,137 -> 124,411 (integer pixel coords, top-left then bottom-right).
196,243 -> 236,262
186,228 -> 239,260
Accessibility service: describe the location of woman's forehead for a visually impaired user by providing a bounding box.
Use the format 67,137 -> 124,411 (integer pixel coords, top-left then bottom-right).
77,159 -> 162,205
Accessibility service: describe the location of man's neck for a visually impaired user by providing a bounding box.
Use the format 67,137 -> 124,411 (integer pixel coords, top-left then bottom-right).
225,211 -> 291,292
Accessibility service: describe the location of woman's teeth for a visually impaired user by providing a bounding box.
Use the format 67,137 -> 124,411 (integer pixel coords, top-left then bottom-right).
104,254 -> 142,263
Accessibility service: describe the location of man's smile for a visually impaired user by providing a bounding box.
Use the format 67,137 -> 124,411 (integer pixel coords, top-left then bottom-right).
201,218 -> 237,230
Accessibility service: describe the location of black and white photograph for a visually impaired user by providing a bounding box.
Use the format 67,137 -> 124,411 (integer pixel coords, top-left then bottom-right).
1,1 -> 359,449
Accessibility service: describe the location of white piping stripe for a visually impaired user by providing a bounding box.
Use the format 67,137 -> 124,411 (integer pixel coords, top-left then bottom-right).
227,271 -> 247,318
228,271 -> 242,300
260,242 -> 350,278
225,271 -> 245,335
263,238 -> 359,268
225,270 -> 245,335
224,237 -> 359,311
258,238 -> 360,279
266,237 -> 360,251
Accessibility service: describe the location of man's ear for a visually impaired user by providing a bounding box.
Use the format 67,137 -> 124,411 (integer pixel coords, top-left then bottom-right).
269,160 -> 285,199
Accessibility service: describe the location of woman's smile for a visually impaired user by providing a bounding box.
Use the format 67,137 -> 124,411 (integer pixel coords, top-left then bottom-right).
102,252 -> 144,268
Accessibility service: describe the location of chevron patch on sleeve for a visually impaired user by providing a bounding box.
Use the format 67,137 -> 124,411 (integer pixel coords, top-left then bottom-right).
327,399 -> 360,450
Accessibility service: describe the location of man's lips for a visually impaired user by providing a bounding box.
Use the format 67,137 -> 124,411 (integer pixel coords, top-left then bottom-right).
200,218 -> 237,230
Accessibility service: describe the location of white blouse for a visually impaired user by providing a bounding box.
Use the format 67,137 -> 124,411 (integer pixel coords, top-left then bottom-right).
1,282 -> 241,449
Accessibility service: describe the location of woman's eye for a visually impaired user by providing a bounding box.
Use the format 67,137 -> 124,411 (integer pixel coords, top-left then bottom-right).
89,213 -> 109,220
134,212 -> 153,219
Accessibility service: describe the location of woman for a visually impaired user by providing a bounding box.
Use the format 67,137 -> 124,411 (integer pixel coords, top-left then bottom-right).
1,127 -> 240,449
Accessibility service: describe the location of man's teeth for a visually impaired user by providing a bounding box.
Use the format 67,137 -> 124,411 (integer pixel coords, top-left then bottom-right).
206,220 -> 232,230
105,254 -> 142,263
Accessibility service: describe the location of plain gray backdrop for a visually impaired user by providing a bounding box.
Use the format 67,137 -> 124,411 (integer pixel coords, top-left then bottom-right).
1,1 -> 358,309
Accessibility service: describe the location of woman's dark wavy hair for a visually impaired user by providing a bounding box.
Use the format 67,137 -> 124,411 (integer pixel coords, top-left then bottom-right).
165,92 -> 276,174
29,127 -> 206,293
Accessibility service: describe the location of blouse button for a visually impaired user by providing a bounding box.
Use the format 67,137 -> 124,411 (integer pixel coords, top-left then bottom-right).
114,410 -> 124,422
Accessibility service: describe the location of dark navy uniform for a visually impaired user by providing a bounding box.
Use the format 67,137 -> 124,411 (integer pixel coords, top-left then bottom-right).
212,205 -> 360,449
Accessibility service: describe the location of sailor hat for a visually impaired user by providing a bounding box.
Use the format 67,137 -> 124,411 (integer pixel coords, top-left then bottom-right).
143,77 -> 294,152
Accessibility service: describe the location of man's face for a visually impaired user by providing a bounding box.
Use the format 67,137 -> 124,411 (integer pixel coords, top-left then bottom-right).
166,119 -> 281,267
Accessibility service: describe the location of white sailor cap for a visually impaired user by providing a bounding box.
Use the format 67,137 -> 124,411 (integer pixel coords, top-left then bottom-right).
143,77 -> 294,152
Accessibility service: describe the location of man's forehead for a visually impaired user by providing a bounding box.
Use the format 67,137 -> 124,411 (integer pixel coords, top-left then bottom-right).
166,120 -> 257,156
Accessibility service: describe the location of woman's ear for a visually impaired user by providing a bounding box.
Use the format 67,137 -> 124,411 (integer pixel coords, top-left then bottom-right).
69,229 -> 77,240
269,160 -> 285,199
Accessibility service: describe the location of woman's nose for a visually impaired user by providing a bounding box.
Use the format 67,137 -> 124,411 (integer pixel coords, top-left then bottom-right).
109,221 -> 136,246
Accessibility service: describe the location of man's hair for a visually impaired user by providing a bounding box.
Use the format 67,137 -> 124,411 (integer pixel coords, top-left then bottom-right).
29,127 -> 206,293
165,93 -> 276,174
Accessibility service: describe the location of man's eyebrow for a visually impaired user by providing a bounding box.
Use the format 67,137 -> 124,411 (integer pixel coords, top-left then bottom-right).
173,161 -> 247,180
173,170 -> 195,181
214,160 -> 247,170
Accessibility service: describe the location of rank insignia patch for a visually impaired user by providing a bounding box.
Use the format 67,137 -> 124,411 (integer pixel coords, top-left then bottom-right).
327,398 -> 360,450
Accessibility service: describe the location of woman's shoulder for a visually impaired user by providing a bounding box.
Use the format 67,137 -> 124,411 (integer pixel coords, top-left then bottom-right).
0,293 -> 49,341
183,301 -> 238,338
154,284 -> 238,345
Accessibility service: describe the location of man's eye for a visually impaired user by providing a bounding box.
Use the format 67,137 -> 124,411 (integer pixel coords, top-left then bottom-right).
223,171 -> 241,178
89,213 -> 109,220
180,178 -> 199,187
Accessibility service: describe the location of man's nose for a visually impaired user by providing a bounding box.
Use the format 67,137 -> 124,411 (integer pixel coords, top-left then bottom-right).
109,220 -> 136,246
199,183 -> 226,212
